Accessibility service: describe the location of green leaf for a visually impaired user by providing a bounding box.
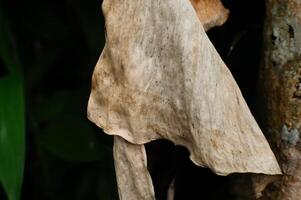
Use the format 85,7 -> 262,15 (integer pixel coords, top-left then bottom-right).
0,76 -> 25,200
37,117 -> 105,162
0,8 -> 25,200
33,91 -> 72,123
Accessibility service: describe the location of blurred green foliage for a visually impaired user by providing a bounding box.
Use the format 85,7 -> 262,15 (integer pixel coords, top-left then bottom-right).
0,5 -> 25,200
0,0 -> 118,199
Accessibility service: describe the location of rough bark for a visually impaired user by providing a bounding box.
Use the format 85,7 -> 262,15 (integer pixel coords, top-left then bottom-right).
258,0 -> 301,199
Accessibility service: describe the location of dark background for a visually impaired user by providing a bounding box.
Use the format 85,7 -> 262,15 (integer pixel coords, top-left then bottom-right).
0,0 -> 265,199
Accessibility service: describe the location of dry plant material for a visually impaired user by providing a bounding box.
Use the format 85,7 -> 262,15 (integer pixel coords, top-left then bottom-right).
87,0 -> 281,199
190,0 -> 229,31
114,136 -> 155,200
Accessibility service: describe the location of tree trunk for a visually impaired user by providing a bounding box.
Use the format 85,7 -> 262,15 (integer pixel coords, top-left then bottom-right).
258,0 -> 301,199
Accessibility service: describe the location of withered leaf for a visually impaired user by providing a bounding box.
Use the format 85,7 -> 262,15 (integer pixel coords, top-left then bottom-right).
87,0 -> 281,199
190,0 -> 229,31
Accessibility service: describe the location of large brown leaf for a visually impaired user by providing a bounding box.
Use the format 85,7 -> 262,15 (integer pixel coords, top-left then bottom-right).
87,0 -> 281,199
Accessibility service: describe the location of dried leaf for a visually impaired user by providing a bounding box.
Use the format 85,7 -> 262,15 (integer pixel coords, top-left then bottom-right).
87,0 -> 281,199
190,0 -> 229,31
114,136 -> 155,200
